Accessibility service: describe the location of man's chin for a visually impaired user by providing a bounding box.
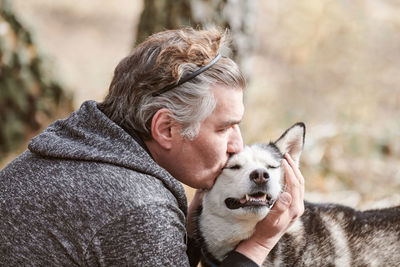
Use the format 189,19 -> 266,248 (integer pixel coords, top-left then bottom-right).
180,176 -> 213,190
194,174 -> 217,191
182,169 -> 220,190
203,183 -> 214,191
204,171 -> 221,190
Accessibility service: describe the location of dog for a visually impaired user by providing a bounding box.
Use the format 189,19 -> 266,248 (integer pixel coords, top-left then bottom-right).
193,122 -> 400,266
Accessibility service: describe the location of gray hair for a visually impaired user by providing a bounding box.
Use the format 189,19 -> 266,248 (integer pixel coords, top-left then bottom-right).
99,27 -> 245,140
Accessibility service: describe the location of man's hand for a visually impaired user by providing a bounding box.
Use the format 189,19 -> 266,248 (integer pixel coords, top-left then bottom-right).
235,153 -> 305,266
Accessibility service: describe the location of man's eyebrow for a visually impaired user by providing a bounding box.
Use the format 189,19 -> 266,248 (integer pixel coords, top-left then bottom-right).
218,119 -> 242,128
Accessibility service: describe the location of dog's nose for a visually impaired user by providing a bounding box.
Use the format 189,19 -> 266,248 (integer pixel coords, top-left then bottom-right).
249,169 -> 269,185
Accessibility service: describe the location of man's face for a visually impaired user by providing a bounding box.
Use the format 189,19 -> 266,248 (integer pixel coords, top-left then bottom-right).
170,85 -> 244,189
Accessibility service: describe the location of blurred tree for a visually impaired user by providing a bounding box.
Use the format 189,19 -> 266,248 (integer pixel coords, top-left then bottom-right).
136,0 -> 192,44
136,0 -> 257,77
0,0 -> 72,158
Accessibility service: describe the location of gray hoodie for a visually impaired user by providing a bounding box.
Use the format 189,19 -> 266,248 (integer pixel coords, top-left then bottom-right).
0,100 -> 190,266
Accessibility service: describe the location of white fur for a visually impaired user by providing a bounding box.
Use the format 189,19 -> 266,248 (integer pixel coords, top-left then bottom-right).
320,214 -> 351,267
200,124 -> 305,261
198,123 -> 400,266
200,145 -> 285,260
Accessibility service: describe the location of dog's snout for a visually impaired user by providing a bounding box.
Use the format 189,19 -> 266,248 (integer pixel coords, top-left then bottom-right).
249,169 -> 269,185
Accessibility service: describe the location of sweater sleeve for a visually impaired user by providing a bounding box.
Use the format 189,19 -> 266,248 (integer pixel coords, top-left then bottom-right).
84,203 -> 190,266
221,251 -> 259,267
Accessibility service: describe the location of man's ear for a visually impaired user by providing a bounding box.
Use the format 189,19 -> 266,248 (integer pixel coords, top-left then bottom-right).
274,122 -> 305,166
150,108 -> 177,150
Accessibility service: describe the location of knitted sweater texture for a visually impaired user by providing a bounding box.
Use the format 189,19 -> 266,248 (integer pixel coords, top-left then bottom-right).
0,101 -> 189,266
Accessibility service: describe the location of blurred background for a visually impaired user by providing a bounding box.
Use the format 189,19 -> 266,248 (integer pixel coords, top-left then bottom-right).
1,0 -> 399,208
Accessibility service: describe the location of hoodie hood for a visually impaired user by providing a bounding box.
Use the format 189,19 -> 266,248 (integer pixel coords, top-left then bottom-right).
28,100 -> 187,212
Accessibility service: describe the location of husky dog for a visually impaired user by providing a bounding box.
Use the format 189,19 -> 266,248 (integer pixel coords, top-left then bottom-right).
194,123 -> 400,267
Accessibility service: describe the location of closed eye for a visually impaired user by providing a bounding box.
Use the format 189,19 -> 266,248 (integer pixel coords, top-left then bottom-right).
227,164 -> 241,170
268,165 -> 280,169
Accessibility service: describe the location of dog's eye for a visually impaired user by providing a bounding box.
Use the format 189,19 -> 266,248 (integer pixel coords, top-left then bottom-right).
228,164 -> 241,170
268,165 -> 279,169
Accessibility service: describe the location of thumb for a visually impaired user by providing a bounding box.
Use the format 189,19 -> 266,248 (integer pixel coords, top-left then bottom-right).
269,192 -> 292,218
254,192 -> 293,239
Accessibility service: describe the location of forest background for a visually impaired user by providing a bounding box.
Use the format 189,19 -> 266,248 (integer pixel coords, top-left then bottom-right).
1,0 -> 400,208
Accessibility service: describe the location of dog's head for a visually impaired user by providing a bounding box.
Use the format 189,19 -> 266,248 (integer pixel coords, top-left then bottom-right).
203,123 -> 305,222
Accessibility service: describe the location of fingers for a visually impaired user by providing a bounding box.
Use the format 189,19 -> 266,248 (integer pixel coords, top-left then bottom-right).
282,154 -> 305,218
284,153 -> 305,185
283,154 -> 304,197
282,158 -> 300,200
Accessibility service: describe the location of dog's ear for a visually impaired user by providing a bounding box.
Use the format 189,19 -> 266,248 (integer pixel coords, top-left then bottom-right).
274,122 -> 305,166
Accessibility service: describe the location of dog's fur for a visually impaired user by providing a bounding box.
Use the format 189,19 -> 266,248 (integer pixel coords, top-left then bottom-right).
194,123 -> 400,266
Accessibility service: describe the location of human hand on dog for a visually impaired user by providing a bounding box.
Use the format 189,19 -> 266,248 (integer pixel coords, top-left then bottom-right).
235,153 -> 305,266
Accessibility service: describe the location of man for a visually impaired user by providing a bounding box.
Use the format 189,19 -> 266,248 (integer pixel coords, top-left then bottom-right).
0,28 -> 304,266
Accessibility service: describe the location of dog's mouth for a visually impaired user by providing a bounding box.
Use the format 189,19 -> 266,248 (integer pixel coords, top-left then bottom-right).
224,192 -> 275,210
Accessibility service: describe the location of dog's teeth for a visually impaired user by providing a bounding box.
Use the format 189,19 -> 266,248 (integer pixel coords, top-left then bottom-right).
245,194 -> 249,201
263,194 -> 267,201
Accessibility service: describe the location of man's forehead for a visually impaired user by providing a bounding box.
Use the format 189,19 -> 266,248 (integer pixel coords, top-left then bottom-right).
211,86 -> 244,118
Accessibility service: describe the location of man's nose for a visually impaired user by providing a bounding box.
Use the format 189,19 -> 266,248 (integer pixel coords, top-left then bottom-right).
227,125 -> 243,154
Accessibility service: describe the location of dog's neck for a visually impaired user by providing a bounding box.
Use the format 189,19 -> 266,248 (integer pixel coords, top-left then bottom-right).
199,208 -> 261,261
